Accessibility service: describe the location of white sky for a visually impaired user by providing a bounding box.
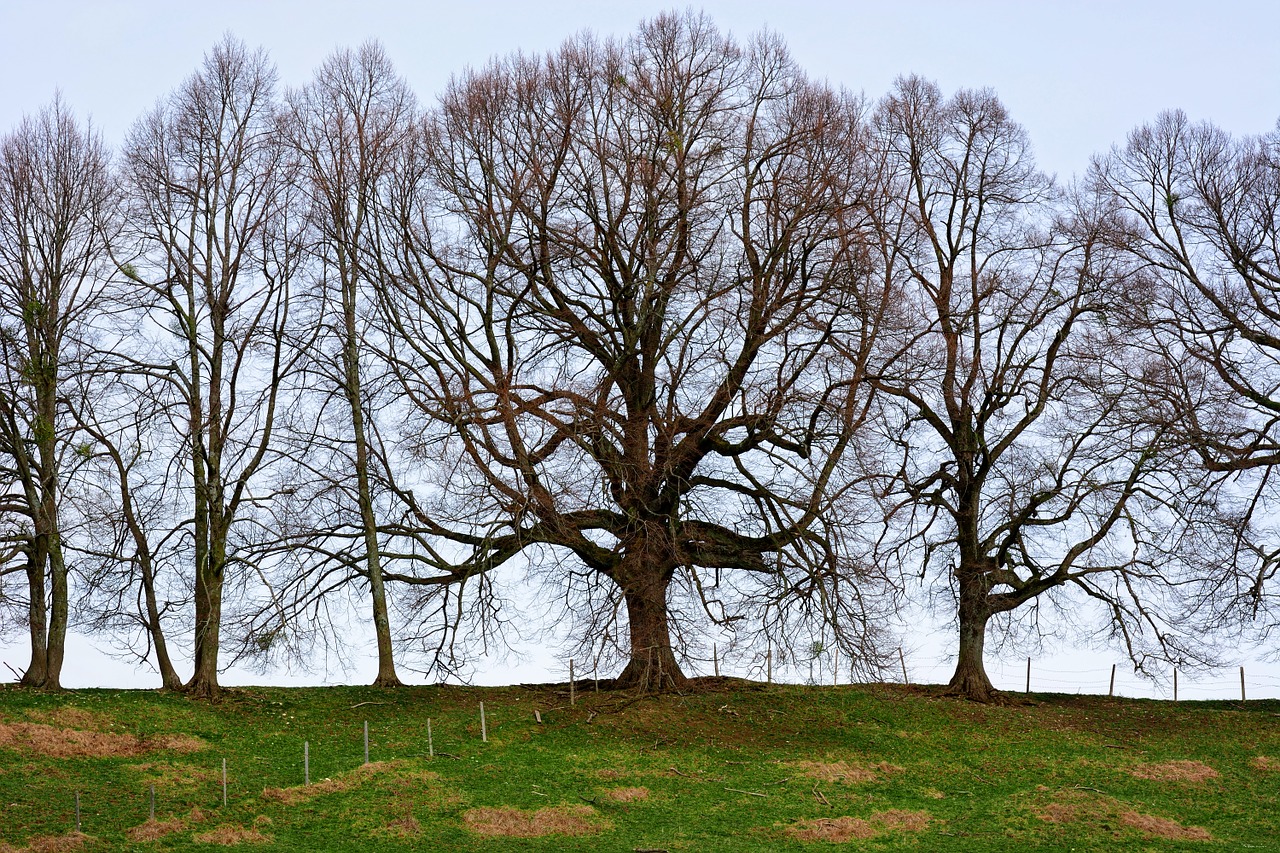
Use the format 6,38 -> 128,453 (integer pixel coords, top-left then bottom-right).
2,1 -> 1278,693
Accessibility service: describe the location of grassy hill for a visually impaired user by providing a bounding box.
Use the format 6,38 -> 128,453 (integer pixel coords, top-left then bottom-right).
0,679 -> 1276,850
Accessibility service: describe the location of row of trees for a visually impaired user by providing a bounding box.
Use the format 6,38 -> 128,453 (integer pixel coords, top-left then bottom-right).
1,13 -> 1276,701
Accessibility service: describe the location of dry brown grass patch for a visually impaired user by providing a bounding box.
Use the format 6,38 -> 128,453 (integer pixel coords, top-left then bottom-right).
790,759 -> 901,785
595,768 -> 626,780
25,708 -> 114,730
1034,790 -> 1211,841
1129,760 -> 1220,783
1120,812 -> 1212,841
0,832 -> 93,853
191,825 -> 272,845
148,733 -> 205,753
463,804 -> 607,838
127,817 -> 187,843
1251,756 -> 1277,771
379,816 -> 422,838
606,786 -> 649,802
0,717 -> 204,759
261,776 -> 350,805
261,761 -> 431,805
784,810 -> 929,843
127,761 -> 213,790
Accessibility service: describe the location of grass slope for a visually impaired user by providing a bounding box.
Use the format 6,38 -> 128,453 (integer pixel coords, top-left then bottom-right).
0,679 -> 1276,851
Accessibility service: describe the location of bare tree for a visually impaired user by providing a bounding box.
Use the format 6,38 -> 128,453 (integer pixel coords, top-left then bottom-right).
68,362 -> 186,690
118,37 -> 302,697
864,78 -> 1224,702
374,13 -> 887,690
1091,111 -> 1280,634
270,42 -> 418,686
0,98 -> 113,688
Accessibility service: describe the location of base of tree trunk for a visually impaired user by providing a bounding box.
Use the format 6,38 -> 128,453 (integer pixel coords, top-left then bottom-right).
945,664 -> 1002,704
184,676 -> 221,700
614,647 -> 690,692
372,674 -> 404,688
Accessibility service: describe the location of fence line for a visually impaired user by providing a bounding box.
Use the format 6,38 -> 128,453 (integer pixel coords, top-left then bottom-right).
658,644 -> 1280,701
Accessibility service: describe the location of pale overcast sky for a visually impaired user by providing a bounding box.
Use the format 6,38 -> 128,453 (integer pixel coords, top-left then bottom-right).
3,1 -> 1278,180
2,1 -> 1278,692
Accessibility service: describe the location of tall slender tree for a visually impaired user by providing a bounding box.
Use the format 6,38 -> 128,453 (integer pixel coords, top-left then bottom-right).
119,37 -> 302,696
274,42 -> 417,686
0,98 -> 113,688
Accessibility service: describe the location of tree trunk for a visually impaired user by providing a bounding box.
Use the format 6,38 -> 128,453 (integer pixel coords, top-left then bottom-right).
19,549 -> 48,687
344,281 -> 402,688
44,536 -> 67,689
186,539 -> 223,698
946,574 -> 999,702
615,577 -> 688,692
140,555 -> 182,691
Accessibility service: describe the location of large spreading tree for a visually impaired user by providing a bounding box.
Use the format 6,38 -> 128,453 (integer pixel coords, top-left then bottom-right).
373,13 -> 889,689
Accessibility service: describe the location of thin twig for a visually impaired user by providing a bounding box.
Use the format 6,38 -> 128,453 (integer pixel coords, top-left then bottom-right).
668,767 -> 695,779
348,702 -> 389,709
813,785 -> 831,806
725,787 -> 766,798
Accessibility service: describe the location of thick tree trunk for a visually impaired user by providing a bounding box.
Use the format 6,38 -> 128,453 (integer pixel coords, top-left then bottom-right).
186,536 -> 224,698
946,575 -> 999,702
19,549 -> 48,687
615,579 -> 688,692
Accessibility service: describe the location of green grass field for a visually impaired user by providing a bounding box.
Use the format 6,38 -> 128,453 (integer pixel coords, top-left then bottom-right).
0,679 -> 1276,850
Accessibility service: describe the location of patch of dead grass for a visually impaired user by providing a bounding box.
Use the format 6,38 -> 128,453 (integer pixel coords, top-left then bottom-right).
605,786 -> 649,802
126,761 -> 213,790
127,818 -> 186,843
1034,789 -> 1211,841
25,708 -> 114,730
595,768 -> 626,780
0,833 -> 93,853
1120,811 -> 1212,841
784,810 -> 930,842
261,761 -> 433,805
1129,760 -> 1220,783
125,804 -> 210,844
789,759 -> 902,785
1251,756 -> 1277,771
462,804 -> 607,838
378,816 -> 422,838
0,718 -> 204,759
191,825 -> 273,845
